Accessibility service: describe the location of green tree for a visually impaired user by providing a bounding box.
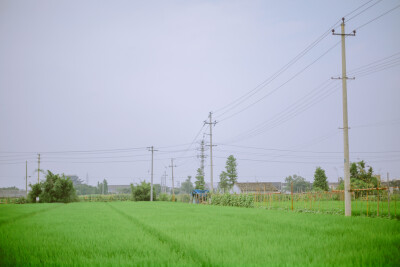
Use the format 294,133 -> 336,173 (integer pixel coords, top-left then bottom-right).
313,167 -> 329,191
219,171 -> 229,192
28,171 -> 77,203
338,160 -> 378,190
195,168 -> 205,190
225,155 -> 238,188
284,174 -> 310,192
181,176 -> 194,194
103,179 -> 108,194
131,181 -> 152,201
28,183 -> 42,203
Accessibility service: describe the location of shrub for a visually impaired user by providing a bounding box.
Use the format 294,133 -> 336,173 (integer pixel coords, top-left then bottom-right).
211,193 -> 254,208
28,171 -> 77,203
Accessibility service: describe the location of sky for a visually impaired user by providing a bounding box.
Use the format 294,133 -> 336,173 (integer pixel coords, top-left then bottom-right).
1,0 -> 399,189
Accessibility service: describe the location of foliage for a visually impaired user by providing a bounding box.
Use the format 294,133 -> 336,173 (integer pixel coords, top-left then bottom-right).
28,171 -> 77,203
338,160 -> 378,190
219,171 -> 229,192
131,181 -> 152,201
78,194 -> 131,202
225,155 -> 238,188
97,179 -> 109,194
15,197 -> 27,204
28,183 -> 42,203
158,193 -> 171,201
75,184 -> 98,195
284,174 -> 310,192
181,176 -> 194,194
313,167 -> 329,191
195,168 -> 205,190
211,193 -> 254,208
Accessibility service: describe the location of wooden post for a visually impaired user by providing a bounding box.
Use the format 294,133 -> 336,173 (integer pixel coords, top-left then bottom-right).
377,183 -> 380,217
367,190 -> 369,217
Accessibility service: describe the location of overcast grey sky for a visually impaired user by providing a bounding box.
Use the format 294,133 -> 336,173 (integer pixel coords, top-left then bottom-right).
1,0 -> 399,189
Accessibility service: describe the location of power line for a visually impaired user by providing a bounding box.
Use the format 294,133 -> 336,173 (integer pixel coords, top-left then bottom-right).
216,40 -> 342,123
212,0 -> 379,120
354,3 -> 400,31
346,0 -> 383,22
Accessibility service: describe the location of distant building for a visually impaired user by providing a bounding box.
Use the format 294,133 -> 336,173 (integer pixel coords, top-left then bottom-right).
328,182 -> 340,190
108,185 -> 131,194
232,182 -> 282,194
0,189 -> 26,198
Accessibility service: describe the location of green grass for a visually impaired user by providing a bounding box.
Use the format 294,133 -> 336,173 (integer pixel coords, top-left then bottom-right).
1,202 -> 399,265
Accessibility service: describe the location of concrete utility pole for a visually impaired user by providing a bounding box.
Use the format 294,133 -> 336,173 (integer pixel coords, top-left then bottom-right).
169,159 -> 177,202
37,154 -> 40,184
26,161 -> 28,197
387,172 -> 390,218
332,18 -> 356,216
161,171 -> 167,193
204,112 -> 217,192
147,146 -> 157,201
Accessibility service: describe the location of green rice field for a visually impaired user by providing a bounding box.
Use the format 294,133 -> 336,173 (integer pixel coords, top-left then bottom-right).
1,202 -> 399,265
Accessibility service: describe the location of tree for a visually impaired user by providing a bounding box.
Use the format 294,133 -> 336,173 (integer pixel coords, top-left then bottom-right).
313,167 -> 329,191
103,179 -> 108,194
28,183 -> 42,203
181,176 -> 194,194
225,155 -> 238,188
28,171 -> 77,203
219,171 -> 229,192
284,174 -> 310,192
131,181 -> 152,201
195,168 -> 205,190
338,160 -> 378,190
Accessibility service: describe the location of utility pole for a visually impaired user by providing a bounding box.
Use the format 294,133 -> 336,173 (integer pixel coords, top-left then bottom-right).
161,170 -> 167,193
204,112 -> 217,192
332,18 -> 356,216
26,161 -> 28,197
169,159 -> 177,202
147,146 -> 157,201
387,172 -> 390,218
37,154 -> 41,184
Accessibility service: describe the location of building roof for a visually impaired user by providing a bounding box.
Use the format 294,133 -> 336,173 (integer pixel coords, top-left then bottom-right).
235,182 -> 280,192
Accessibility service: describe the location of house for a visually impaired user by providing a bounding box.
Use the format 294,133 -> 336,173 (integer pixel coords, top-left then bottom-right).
108,185 -> 131,194
232,182 -> 282,194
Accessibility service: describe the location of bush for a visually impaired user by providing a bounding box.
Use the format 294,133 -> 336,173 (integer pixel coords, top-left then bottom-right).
15,197 -> 27,204
158,193 -> 171,201
28,171 -> 77,203
131,182 -> 154,201
177,194 -> 191,203
211,193 -> 254,208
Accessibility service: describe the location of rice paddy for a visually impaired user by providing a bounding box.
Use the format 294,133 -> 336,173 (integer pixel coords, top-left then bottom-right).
1,202 -> 399,265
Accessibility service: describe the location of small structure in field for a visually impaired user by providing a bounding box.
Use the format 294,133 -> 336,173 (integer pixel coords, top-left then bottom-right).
191,189 -> 209,204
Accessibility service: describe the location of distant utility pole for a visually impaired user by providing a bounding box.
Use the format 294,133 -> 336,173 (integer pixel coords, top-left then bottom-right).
169,159 -> 177,202
332,18 -> 356,217
26,161 -> 28,197
147,146 -> 158,201
204,112 -> 217,192
161,171 -> 167,193
37,154 -> 41,184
